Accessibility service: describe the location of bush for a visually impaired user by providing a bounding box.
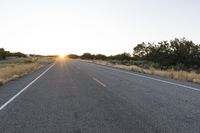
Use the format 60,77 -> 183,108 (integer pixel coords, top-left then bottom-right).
24,59 -> 33,64
67,54 -> 79,59
0,48 -> 6,60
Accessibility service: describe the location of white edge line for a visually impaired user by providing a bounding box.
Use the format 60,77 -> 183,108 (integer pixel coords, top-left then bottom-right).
92,64 -> 200,92
92,77 -> 106,87
0,62 -> 57,111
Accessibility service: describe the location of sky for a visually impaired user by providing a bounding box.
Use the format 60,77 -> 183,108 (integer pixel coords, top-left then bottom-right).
0,0 -> 200,55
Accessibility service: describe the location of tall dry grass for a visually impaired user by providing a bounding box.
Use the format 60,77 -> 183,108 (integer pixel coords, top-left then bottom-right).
0,63 -> 42,85
92,60 -> 200,84
34,56 -> 55,63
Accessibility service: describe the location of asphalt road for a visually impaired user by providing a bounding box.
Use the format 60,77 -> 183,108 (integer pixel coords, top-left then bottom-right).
0,59 -> 200,133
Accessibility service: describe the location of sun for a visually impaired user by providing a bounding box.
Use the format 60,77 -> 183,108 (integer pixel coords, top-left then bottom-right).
59,54 -> 66,58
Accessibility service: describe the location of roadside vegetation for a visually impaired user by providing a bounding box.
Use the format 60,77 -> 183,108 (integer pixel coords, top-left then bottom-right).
68,37 -> 200,84
0,63 -> 41,85
0,49 -> 55,85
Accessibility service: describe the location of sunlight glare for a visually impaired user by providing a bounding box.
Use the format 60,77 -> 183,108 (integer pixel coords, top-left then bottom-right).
59,54 -> 66,59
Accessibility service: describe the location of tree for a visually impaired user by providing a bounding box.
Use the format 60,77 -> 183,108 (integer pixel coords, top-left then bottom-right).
170,38 -> 200,67
0,48 -> 6,60
95,54 -> 107,60
133,42 -> 146,58
132,38 -> 200,68
11,52 -> 27,57
108,52 -> 131,60
81,53 -> 94,59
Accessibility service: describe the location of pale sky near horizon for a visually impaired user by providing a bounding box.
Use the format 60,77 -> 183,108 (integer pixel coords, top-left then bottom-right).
0,0 -> 200,55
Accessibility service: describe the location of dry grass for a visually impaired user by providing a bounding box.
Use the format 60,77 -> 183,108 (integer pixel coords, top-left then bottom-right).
92,60 -> 200,84
34,56 -> 55,63
0,56 -> 55,86
0,63 -> 42,85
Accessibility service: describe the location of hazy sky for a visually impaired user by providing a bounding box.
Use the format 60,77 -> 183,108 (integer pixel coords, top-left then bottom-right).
0,0 -> 200,55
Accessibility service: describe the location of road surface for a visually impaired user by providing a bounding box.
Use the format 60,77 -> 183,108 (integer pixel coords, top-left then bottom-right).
0,59 -> 200,133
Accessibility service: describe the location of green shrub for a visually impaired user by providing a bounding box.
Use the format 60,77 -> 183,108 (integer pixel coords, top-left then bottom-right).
24,59 -> 33,64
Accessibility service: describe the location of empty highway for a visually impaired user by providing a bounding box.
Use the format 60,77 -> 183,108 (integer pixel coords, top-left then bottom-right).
0,59 -> 200,133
